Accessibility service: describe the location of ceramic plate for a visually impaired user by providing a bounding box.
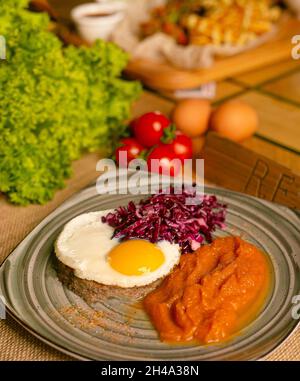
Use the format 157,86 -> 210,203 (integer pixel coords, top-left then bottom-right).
1,181 -> 300,360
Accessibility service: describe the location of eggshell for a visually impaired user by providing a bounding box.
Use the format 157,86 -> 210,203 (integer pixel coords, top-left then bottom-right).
210,100 -> 258,142
172,99 -> 211,138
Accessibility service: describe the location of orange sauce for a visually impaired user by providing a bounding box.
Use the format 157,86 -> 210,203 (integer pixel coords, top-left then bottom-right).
143,237 -> 271,345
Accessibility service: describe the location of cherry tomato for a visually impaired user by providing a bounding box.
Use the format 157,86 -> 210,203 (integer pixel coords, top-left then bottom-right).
162,22 -> 176,35
134,112 -> 171,148
168,132 -> 193,163
147,144 -> 182,177
116,138 -> 145,167
162,23 -> 188,45
177,31 -> 188,46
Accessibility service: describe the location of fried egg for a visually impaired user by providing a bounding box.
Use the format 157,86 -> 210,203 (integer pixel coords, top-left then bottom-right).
55,211 -> 181,288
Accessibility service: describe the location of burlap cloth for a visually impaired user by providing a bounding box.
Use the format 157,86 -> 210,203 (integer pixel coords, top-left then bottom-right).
0,152 -> 299,360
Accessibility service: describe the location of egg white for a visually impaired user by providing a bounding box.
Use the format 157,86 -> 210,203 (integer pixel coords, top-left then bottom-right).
55,210 -> 181,288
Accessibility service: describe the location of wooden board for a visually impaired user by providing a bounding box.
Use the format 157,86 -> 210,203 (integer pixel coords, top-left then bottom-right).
262,71 -> 300,104
203,132 -> 300,210
125,18 -> 300,91
234,91 -> 300,154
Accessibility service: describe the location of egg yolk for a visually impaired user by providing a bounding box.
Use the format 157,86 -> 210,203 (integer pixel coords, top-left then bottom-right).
108,240 -> 165,276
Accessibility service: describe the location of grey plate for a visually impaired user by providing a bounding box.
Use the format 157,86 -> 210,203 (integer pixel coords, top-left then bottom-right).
0,182 -> 300,361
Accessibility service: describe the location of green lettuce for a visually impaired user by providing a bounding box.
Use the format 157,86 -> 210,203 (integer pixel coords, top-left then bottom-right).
0,0 -> 141,205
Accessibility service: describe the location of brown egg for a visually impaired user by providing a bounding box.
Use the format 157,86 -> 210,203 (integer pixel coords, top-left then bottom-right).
192,135 -> 206,158
210,100 -> 258,142
172,99 -> 211,138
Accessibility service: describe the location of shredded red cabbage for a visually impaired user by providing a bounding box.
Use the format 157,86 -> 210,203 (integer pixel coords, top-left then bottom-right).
102,188 -> 227,253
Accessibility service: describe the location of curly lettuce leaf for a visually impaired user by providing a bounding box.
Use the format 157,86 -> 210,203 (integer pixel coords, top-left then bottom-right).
0,1 -> 141,205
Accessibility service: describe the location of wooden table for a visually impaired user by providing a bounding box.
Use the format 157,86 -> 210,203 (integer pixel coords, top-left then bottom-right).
0,0 -> 299,361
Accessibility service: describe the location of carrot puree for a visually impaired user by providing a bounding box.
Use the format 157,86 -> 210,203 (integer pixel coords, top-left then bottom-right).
144,237 -> 271,344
